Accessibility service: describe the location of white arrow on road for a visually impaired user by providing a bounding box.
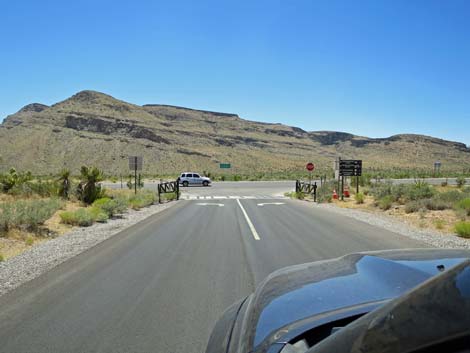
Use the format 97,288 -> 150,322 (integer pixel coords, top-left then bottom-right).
196,203 -> 224,207
257,202 -> 285,206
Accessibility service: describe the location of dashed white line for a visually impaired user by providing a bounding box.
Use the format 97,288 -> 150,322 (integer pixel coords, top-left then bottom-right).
236,199 -> 261,241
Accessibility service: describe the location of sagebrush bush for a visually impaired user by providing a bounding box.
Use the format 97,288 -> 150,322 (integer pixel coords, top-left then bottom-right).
60,208 -> 94,227
404,200 -> 423,213
92,197 -> 126,216
456,176 -> 467,188
455,221 -> 470,238
355,192 -> 365,204
128,191 -> 156,209
378,196 -> 394,210
371,181 -> 435,204
455,198 -> 470,216
89,206 -> 109,223
0,198 -> 63,232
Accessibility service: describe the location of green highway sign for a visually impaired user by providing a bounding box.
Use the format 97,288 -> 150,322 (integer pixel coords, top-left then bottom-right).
220,163 -> 231,169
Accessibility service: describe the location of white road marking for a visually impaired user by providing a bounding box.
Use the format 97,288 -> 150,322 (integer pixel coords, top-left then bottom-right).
236,199 -> 260,240
257,202 -> 285,206
180,195 -> 288,200
196,203 -> 224,207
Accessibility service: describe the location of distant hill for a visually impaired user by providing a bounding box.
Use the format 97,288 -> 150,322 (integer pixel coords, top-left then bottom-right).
0,90 -> 469,176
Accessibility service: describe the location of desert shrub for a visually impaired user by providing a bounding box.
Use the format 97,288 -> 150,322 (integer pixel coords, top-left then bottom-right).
456,176 -> 467,188
25,235 -> 34,246
93,198 -> 115,215
128,191 -> 156,209
434,219 -> 445,230
404,200 -> 424,213
378,195 -> 394,210
455,221 -> 470,238
403,182 -> 435,201
0,198 -> 63,232
455,198 -> 470,216
160,192 -> 178,202
370,182 -> 394,200
60,208 -> 94,227
422,198 -> 448,211
355,192 -> 365,204
89,206 -> 109,223
316,182 -> 335,203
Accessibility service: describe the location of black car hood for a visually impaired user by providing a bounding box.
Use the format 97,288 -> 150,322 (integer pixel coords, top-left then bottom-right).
219,249 -> 470,353
308,257 -> 470,353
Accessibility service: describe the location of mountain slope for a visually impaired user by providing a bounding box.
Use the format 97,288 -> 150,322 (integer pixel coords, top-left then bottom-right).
0,90 -> 469,175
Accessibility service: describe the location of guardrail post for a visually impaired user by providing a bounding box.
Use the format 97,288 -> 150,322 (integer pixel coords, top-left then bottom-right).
176,181 -> 180,200
158,184 -> 161,204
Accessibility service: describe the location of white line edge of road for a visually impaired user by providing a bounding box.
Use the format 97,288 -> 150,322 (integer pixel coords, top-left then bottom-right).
236,199 -> 261,241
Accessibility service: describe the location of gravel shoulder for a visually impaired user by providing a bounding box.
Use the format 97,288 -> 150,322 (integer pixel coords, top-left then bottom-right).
0,202 -> 176,297
314,202 -> 470,249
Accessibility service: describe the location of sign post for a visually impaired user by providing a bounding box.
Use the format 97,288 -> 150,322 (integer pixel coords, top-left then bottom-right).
339,159 -> 362,200
434,160 -> 442,175
129,156 -> 143,194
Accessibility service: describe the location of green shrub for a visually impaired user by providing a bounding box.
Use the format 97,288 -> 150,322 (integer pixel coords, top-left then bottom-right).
355,192 -> 365,204
128,191 -> 156,209
455,198 -> 470,216
455,221 -> 470,238
404,182 -> 435,201
422,198 -> 448,211
434,219 -> 445,230
160,192 -> 178,202
404,200 -> 424,213
378,196 -> 394,210
59,208 -> 94,227
0,254 -> 4,262
92,197 -> 125,217
89,206 -> 109,223
456,176 -> 467,188
0,198 -> 63,232
25,235 -> 34,246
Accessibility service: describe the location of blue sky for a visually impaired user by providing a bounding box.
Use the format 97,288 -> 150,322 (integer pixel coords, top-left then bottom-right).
1,0 -> 469,143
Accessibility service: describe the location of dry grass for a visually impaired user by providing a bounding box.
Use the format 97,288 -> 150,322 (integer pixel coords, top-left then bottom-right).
332,192 -> 464,235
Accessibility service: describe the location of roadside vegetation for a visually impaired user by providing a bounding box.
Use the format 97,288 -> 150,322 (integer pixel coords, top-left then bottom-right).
0,167 -> 167,261
335,179 -> 470,238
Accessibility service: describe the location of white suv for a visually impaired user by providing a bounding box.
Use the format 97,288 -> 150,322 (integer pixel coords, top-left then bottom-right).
178,172 -> 212,187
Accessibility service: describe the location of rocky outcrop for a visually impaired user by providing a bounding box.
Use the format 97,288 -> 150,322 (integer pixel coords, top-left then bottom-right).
64,114 -> 170,144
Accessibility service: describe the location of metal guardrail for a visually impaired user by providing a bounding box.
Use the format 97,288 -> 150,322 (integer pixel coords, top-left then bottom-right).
157,180 -> 180,203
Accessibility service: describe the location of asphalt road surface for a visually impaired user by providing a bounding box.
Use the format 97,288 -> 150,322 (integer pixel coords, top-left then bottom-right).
0,182 -> 427,353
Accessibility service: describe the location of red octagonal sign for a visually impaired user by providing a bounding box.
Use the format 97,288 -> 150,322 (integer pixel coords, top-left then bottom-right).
306,162 -> 315,171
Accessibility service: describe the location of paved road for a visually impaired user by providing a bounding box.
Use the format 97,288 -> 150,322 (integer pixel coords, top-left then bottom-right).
0,183 -> 427,353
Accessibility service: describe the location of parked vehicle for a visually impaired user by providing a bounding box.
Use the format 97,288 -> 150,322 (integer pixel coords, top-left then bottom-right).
178,172 -> 211,187
205,248 -> 470,353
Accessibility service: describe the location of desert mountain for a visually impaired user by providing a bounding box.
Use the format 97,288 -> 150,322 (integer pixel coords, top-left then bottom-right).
0,90 -> 469,176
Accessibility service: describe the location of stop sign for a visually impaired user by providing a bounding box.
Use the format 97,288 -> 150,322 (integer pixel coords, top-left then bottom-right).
306,162 -> 315,171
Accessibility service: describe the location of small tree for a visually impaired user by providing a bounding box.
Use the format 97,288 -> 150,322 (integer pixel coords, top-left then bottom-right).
58,169 -> 71,199
76,166 -> 104,204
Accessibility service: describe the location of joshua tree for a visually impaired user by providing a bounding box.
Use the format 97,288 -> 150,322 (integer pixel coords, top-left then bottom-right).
76,166 -> 104,204
58,169 -> 71,199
